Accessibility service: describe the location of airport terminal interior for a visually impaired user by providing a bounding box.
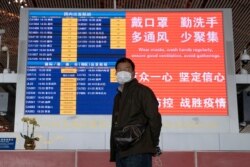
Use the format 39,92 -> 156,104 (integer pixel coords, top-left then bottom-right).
1,1 -> 250,167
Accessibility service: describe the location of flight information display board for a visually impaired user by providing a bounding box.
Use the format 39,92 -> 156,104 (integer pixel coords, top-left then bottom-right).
25,10 -> 227,115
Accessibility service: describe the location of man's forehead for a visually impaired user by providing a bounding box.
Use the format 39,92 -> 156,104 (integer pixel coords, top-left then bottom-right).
117,62 -> 132,68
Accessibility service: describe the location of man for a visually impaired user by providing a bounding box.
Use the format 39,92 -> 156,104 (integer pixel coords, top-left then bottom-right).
110,57 -> 162,167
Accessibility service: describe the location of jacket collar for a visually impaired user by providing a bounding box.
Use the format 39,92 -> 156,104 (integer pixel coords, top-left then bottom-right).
118,78 -> 138,92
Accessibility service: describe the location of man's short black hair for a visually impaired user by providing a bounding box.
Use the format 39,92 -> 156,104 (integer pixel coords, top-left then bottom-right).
115,57 -> 135,71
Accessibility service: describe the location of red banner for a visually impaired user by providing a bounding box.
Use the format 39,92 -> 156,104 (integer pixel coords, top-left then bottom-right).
126,12 -> 227,115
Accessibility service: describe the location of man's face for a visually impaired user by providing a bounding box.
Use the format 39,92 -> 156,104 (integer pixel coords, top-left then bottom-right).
116,62 -> 135,78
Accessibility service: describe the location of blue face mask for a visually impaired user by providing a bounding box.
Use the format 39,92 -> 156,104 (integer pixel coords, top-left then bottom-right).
116,71 -> 132,84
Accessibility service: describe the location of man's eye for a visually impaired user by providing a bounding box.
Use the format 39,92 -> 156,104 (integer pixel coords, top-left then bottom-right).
118,69 -> 129,71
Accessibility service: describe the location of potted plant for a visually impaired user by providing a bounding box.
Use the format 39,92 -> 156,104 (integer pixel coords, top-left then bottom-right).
20,117 -> 40,150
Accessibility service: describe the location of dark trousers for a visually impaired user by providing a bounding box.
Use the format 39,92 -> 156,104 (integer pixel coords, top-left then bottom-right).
116,153 -> 152,167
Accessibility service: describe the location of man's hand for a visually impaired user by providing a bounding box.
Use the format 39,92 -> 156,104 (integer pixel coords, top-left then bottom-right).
154,146 -> 162,156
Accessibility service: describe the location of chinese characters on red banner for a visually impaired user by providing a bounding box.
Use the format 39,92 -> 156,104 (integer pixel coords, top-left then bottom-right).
126,12 -> 227,115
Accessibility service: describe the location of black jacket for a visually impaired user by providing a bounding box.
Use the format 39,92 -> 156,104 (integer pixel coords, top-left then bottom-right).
110,79 -> 162,161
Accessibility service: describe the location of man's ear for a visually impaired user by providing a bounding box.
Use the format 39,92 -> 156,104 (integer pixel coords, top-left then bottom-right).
131,71 -> 135,78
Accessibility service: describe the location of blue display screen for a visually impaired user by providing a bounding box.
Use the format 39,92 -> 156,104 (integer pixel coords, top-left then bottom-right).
25,11 -> 126,114
0,138 -> 16,150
